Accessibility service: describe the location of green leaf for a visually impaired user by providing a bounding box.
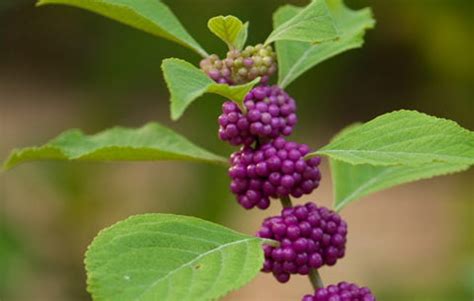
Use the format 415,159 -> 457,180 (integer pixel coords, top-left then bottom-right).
208,15 -> 245,49
234,22 -> 249,51
274,0 -> 375,88
36,0 -> 208,57
85,214 -> 267,301
265,0 -> 339,45
312,110 -> 474,166
3,123 -> 227,170
331,159 -> 470,211
162,58 -> 260,120
327,122 -> 472,211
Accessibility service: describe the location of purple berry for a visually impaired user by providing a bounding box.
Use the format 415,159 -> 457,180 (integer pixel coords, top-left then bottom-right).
302,282 -> 376,301
257,202 -> 347,282
218,86 -> 297,146
229,139 -> 321,209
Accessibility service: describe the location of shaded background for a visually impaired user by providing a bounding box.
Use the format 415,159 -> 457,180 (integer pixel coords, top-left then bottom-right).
1,0 -> 473,300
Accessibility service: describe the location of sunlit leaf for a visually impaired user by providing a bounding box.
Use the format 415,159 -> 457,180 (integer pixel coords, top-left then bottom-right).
265,0 -> 338,45
274,0 -> 375,88
86,214 -> 267,301
312,110 -> 474,166
208,15 -> 245,49
4,123 -> 227,170
162,58 -> 259,120
37,0 -> 208,56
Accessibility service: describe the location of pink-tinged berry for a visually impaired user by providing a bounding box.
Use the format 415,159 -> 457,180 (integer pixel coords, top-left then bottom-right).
200,44 -> 277,85
218,86 -> 297,146
229,139 -> 321,209
257,202 -> 347,282
302,282 -> 376,301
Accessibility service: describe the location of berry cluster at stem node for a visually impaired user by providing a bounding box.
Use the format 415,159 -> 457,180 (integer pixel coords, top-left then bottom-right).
229,139 -> 321,209
218,85 -> 297,146
302,282 -> 376,301
257,202 -> 347,282
200,44 -> 277,85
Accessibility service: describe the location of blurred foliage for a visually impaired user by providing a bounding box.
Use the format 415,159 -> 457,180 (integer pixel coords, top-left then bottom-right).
1,0 -> 473,300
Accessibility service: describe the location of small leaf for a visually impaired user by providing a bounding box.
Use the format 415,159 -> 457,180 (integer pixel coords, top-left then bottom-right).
36,0 -> 208,57
234,22 -> 249,50
208,15 -> 245,49
312,110 -> 474,166
265,0 -> 339,45
162,58 -> 260,120
274,0 -> 375,88
85,214 -> 267,301
3,123 -> 227,170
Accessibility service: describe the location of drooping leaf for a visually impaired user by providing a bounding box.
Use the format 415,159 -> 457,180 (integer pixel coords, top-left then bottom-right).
235,22 -> 249,51
265,0 -> 339,45
85,214 -> 268,301
312,110 -> 474,166
3,123 -> 227,170
36,0 -> 208,57
274,0 -> 375,88
162,58 -> 260,120
208,15 -> 245,49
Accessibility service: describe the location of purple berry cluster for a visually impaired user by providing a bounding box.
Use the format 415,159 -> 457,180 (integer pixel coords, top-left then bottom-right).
229,139 -> 321,209
218,85 -> 297,146
302,282 -> 376,301
202,35 -> 375,300
200,44 -> 277,85
257,202 -> 347,282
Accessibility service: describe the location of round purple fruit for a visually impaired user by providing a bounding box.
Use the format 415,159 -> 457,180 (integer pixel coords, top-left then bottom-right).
218,86 -> 297,146
257,202 -> 347,282
302,282 -> 376,301
229,138 -> 321,209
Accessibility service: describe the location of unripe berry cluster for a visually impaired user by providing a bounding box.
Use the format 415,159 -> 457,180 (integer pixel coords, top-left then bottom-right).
200,44 -> 277,85
257,202 -> 347,282
229,139 -> 321,209
302,282 -> 376,301
218,86 -> 297,146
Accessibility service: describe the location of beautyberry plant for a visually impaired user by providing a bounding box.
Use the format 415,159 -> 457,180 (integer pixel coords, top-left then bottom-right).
4,0 -> 474,300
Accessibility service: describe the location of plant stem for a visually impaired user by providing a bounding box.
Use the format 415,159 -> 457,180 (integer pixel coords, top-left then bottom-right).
279,195 -> 293,208
308,268 -> 324,290
279,196 -> 324,291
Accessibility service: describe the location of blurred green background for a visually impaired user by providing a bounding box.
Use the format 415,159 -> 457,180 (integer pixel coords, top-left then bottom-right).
1,0 -> 473,300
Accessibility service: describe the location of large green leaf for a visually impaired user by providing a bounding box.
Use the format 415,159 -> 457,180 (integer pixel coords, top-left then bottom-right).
37,0 -> 207,57
207,15 -> 245,49
85,214 -> 267,301
3,123 -> 227,170
162,58 -> 260,120
327,122 -> 472,211
274,0 -> 375,88
312,110 -> 474,166
265,0 -> 339,45
331,159 -> 469,211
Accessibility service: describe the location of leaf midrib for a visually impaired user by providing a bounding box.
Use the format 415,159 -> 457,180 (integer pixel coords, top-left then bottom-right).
134,237 -> 257,301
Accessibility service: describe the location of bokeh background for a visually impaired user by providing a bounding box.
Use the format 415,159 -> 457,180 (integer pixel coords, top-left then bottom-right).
1,0 -> 473,300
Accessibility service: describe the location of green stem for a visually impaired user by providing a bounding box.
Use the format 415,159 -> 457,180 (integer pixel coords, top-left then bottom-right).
279,195 -> 293,208
308,268 -> 324,290
279,196 -> 324,291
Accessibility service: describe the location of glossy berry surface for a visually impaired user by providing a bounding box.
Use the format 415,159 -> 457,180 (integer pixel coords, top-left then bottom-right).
229,139 -> 321,209
257,202 -> 347,282
218,86 -> 297,146
302,282 -> 376,301
200,44 -> 277,85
